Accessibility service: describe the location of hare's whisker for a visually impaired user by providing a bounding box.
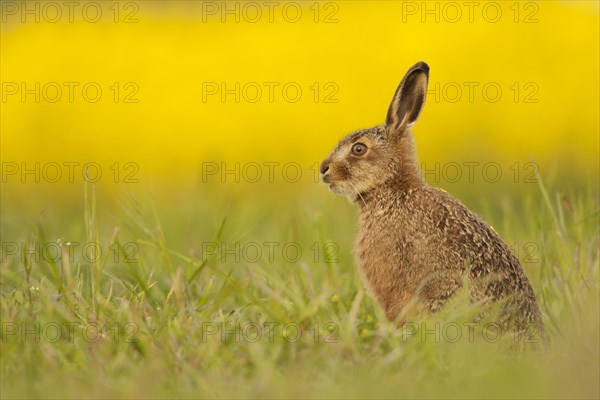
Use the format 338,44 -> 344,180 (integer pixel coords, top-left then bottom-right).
349,182 -> 366,206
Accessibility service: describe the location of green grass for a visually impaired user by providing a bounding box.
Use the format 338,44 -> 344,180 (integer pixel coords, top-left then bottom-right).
1,179 -> 598,399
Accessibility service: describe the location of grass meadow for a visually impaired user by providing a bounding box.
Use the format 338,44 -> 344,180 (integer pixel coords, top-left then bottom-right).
1,1 -> 599,398
1,174 -> 598,398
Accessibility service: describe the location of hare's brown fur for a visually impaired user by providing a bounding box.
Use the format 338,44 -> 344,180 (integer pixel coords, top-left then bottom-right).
320,62 -> 544,338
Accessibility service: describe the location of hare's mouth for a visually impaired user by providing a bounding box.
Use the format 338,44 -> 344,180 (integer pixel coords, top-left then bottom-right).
322,174 -> 344,194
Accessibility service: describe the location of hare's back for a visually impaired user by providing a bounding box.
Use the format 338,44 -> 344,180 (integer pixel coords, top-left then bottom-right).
411,187 -> 536,295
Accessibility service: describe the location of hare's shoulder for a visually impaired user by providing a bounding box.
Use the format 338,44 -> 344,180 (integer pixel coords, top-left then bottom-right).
407,186 -> 503,245
412,186 -> 528,277
404,186 -> 476,223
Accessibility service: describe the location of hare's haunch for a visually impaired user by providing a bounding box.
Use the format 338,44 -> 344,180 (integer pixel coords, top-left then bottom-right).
320,62 -> 544,337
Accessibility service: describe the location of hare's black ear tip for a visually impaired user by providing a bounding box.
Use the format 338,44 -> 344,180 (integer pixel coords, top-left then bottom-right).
413,61 -> 430,75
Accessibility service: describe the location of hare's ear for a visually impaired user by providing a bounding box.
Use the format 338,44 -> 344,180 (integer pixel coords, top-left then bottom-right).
385,61 -> 429,135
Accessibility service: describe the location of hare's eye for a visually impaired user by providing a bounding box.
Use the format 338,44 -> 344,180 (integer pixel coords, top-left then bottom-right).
351,143 -> 368,156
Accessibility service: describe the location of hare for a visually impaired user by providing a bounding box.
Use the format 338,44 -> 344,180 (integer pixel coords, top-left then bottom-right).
320,62 -> 544,340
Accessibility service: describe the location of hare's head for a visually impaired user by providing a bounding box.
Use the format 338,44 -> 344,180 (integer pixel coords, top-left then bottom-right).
320,62 -> 429,201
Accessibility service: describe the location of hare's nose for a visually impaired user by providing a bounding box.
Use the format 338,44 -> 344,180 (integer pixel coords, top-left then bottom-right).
319,161 -> 330,175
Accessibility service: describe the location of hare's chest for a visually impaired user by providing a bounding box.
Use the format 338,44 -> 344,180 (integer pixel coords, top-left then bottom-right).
355,212 -> 417,282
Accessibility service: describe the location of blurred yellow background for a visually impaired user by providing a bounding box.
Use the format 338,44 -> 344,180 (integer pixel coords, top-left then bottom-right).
1,1 -> 599,195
